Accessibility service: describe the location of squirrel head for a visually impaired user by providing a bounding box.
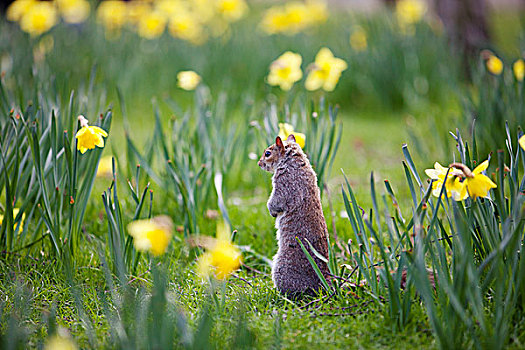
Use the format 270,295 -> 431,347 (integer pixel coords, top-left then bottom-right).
258,134 -> 303,173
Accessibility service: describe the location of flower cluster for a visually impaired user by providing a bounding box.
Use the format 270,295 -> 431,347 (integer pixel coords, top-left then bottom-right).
267,48 -> 347,92
96,0 -> 248,42
127,216 -> 174,257
7,0 -> 90,36
260,0 -> 328,35
482,50 -> 524,81
425,160 -> 497,201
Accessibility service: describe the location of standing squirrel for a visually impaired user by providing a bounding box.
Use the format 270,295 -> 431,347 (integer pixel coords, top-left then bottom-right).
258,135 -> 330,296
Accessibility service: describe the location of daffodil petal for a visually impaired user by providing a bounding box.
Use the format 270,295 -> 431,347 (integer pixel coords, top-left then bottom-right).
472,160 -> 489,175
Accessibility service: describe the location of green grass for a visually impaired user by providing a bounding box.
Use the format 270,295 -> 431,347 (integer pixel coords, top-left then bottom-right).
1,248 -> 437,349
1,107 -> 435,348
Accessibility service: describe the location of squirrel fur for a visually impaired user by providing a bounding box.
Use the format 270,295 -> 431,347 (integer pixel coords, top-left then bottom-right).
258,135 -> 330,296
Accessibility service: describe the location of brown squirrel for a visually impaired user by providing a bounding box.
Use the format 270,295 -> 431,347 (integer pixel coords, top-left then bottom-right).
258,135 -> 330,296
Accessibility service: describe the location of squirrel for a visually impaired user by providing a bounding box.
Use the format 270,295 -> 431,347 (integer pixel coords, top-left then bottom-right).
258,134 -> 330,296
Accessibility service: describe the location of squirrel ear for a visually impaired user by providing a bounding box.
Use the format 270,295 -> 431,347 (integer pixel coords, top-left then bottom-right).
275,136 -> 284,149
286,134 -> 296,143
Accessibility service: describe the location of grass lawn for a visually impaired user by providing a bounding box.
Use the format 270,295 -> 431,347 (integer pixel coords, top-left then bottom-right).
1,108 -> 438,348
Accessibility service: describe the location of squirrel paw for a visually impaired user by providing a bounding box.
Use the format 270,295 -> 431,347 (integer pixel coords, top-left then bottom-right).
269,208 -> 281,217
268,204 -> 283,217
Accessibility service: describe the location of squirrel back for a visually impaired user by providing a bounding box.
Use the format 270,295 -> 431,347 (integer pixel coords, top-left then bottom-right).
258,135 -> 330,296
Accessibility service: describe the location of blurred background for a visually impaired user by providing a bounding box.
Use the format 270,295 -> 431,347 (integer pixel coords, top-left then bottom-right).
1,0 -> 524,194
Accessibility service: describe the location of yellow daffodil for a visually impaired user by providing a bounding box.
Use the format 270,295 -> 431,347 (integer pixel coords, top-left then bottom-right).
155,0 -> 188,18
168,10 -> 207,44
126,1 -> 152,25
44,333 -> 77,350
97,0 -> 127,37
396,0 -> 426,25
350,26 -> 367,52
196,220 -> 242,280
278,123 -> 306,148
463,160 -> 497,200
305,48 -> 347,92
138,10 -> 167,39
519,135 -> 525,151
56,0 -> 90,24
282,2 -> 309,34
127,216 -> 173,257
177,71 -> 201,90
75,115 -> 108,154
424,162 -> 467,201
190,0 -> 216,24
304,0 -> 328,25
216,0 -> 248,22
96,156 -> 114,178
486,54 -> 503,75
267,51 -> 303,91
6,0 -> 36,22
260,7 -> 289,35
0,208 -> 26,229
513,59 -> 524,82
260,1 -> 326,35
19,1 -> 58,36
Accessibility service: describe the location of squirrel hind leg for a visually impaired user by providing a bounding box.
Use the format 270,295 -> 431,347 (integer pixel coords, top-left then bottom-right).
273,266 -> 325,297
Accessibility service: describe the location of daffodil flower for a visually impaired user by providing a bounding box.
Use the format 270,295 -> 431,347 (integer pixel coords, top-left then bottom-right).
177,70 -> 201,90
196,220 -> 242,280
486,54 -> 503,75
197,240 -> 243,280
513,59 -> 524,82
216,0 -> 248,22
395,0 -> 426,26
96,0 -> 127,38
19,1 -> 58,36
127,216 -> 173,256
424,162 -> 467,201
0,208 -> 25,229
267,51 -> 303,91
278,122 -> 305,148
168,10 -> 207,45
305,48 -> 347,92
138,10 -> 167,39
260,7 -> 290,35
519,135 -> 525,151
6,0 -> 36,22
75,115 -> 108,154
350,26 -> 367,52
56,0 -> 90,24
259,1 -> 327,35
460,160 -> 497,200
